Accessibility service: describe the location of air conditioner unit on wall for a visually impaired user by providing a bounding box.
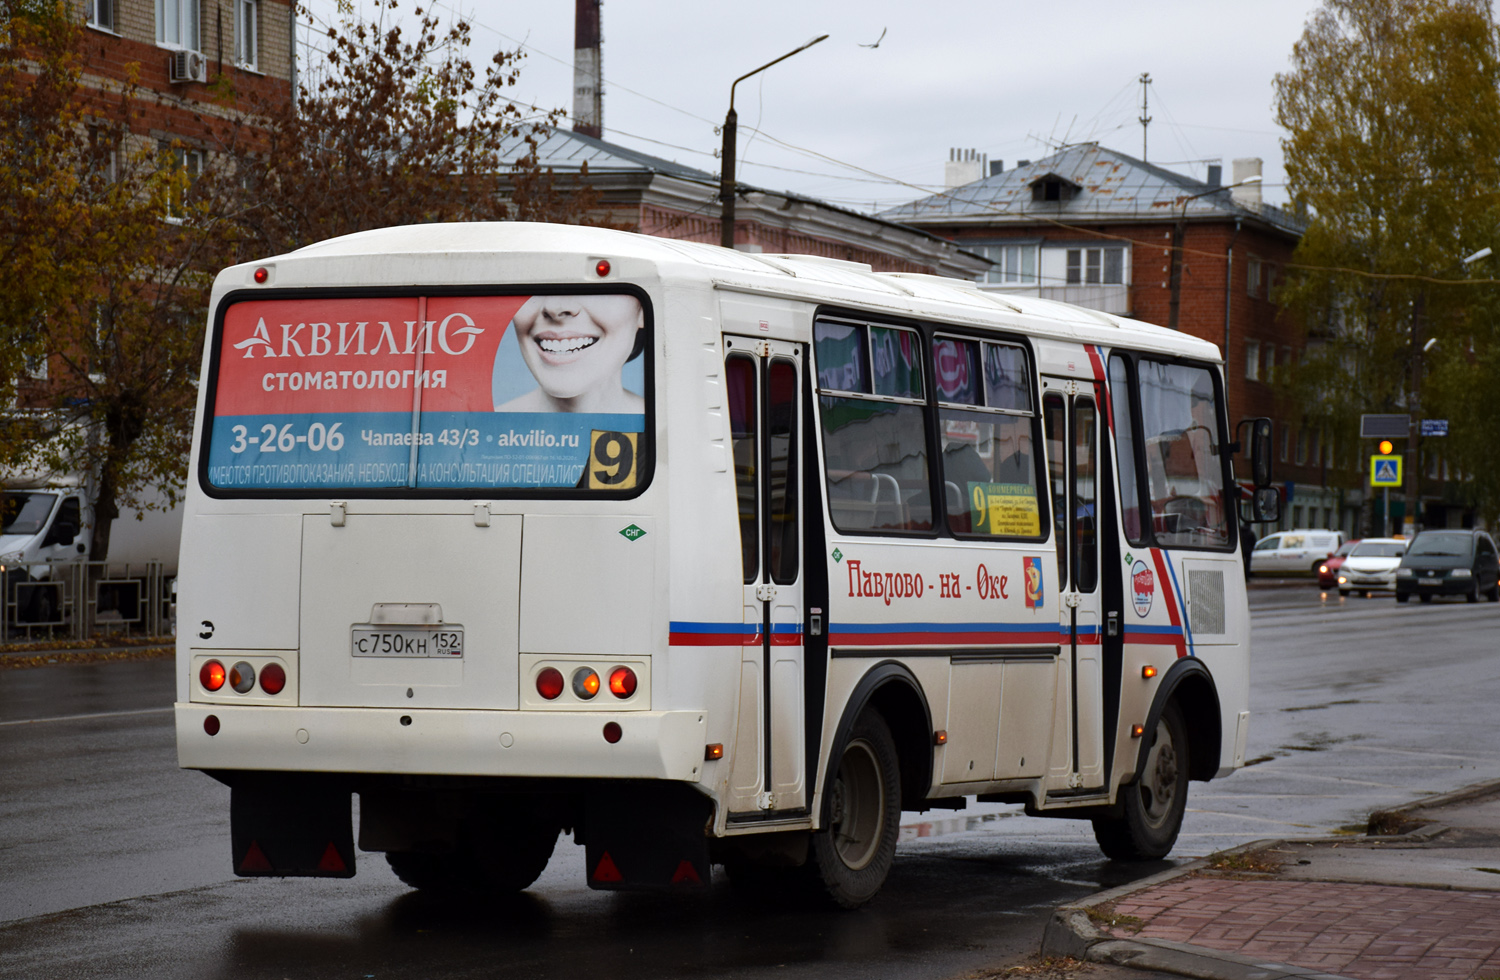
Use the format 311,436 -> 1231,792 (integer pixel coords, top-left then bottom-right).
168,49 -> 207,84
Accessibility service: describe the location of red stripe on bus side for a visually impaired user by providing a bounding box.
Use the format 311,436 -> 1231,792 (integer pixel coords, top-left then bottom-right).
669,633 -> 761,646
1149,549 -> 1188,658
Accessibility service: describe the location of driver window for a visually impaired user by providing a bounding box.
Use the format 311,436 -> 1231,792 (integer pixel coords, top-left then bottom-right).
1137,360 -> 1230,549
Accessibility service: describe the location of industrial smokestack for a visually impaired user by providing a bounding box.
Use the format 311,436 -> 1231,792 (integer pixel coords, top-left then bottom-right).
573,0 -> 602,139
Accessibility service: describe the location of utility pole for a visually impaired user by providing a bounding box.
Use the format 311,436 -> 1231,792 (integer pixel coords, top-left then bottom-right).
1138,73 -> 1152,162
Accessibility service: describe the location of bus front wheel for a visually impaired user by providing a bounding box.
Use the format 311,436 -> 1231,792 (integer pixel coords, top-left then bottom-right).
1093,701 -> 1188,861
808,711 -> 901,909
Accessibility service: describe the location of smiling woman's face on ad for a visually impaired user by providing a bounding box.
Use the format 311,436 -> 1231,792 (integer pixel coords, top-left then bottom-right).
507,294 -> 643,412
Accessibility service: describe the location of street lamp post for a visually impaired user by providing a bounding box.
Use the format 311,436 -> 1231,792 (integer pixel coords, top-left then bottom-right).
1166,174 -> 1261,331
719,35 -> 828,250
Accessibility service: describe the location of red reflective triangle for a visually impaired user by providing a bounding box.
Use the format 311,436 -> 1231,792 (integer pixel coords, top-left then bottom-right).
592,851 -> 623,882
670,860 -> 702,885
239,840 -> 273,873
317,842 -> 347,873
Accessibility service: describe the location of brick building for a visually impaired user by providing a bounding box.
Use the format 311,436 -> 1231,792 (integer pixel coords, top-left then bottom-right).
75,0 -> 295,173
881,144 -> 1357,535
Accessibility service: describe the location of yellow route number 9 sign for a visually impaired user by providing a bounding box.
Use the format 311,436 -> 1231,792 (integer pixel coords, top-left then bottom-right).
969,482 -> 1041,536
588,430 -> 639,490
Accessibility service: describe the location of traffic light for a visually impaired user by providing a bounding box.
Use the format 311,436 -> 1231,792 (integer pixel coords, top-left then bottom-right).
1377,440 -> 1394,455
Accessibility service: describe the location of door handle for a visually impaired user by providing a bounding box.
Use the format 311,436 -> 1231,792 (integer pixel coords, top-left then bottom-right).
1106,611 -> 1120,637
809,608 -> 823,636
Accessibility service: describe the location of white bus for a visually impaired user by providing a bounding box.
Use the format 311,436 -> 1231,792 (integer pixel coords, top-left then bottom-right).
175,223 -> 1277,908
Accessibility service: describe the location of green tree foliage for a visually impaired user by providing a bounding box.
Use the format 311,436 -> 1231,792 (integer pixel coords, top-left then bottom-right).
1274,0 -> 1500,524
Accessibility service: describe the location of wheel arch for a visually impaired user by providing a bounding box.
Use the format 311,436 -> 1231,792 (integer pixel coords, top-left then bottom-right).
1140,658 -> 1221,783
825,660 -> 933,813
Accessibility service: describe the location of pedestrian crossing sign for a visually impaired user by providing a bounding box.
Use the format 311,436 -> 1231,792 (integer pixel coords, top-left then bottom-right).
1370,454 -> 1402,487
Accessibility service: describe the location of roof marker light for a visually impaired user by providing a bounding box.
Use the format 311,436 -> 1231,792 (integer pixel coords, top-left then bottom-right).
595,259 -> 611,277
253,267 -> 269,284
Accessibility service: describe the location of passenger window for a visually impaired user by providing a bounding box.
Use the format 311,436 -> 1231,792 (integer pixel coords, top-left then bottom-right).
815,320 -> 932,533
1108,356 -> 1145,545
727,354 -> 759,584
934,336 -> 1042,539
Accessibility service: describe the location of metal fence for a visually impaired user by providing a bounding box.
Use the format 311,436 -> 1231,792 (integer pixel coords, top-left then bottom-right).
3,560 -> 171,640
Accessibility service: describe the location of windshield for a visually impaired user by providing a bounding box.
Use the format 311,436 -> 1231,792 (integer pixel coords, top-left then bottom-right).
0,492 -> 58,535
1351,541 -> 1404,559
1408,532 -> 1473,558
1335,540 -> 1358,557
205,291 -> 651,495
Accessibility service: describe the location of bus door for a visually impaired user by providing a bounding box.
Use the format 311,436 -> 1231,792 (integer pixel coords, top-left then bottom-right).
725,338 -> 806,816
1043,382 -> 1105,791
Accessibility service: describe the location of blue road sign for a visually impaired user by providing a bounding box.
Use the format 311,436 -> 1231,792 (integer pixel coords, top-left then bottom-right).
1421,419 -> 1448,437
1370,455 -> 1402,487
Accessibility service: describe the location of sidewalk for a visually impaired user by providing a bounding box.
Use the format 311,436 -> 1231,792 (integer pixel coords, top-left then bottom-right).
1042,780 -> 1500,980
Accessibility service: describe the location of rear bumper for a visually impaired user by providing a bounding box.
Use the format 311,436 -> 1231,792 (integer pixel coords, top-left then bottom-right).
176,704 -> 708,782
1396,578 -> 1472,597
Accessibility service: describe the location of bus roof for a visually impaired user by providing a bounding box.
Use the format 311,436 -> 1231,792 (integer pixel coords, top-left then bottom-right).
220,222 -> 1222,364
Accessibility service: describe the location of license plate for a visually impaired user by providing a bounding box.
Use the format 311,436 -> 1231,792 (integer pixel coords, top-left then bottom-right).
1418,579 -> 1442,586
351,626 -> 464,658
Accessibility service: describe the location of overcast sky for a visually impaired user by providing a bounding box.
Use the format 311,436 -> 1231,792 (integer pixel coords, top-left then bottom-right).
300,0 -> 1326,213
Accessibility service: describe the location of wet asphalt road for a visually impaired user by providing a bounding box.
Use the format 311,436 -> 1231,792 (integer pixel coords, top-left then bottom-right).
1,582 -> 1497,979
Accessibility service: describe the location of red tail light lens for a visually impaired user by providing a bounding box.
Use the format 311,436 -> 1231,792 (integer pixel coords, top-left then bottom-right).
536,667 -> 564,700
200,660 -> 226,691
608,666 -> 637,698
260,663 -> 287,695
573,667 -> 601,700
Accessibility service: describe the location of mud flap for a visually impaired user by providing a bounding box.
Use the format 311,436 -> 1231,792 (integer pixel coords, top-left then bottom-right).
581,782 -> 712,891
230,774 -> 356,878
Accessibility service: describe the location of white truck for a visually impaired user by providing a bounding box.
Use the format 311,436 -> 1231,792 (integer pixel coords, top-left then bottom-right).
0,473 -> 182,629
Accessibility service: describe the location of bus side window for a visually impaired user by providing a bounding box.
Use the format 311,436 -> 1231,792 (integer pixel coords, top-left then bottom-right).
935,336 -> 1044,541
1136,360 -> 1230,548
727,353 -> 759,583
1043,393 -> 1067,584
815,320 -> 932,533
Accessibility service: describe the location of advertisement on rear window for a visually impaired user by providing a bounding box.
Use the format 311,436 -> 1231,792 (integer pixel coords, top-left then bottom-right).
205,293 -> 648,491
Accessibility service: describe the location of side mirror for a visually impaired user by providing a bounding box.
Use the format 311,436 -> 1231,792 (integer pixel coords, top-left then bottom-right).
1236,417 -> 1274,487
1238,486 -> 1281,525
43,520 -> 78,547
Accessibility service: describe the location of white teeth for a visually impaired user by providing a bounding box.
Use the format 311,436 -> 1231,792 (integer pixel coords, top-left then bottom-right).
538,336 -> 597,353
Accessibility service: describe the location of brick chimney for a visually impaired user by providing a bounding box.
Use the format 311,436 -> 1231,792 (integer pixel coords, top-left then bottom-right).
573,0 -> 602,139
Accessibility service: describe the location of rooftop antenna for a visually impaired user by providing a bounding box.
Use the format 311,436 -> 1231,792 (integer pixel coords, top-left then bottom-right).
1138,72 -> 1152,161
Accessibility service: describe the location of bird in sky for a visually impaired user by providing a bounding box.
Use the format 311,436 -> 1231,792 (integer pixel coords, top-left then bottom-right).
859,27 -> 886,48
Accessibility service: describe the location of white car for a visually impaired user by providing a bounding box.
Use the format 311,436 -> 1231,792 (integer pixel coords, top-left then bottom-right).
1338,537 -> 1407,596
1250,529 -> 1345,576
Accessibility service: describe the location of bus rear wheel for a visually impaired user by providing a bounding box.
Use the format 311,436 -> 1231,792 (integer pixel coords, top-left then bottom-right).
386,814 -> 558,896
1093,701 -> 1188,861
808,711 -> 901,909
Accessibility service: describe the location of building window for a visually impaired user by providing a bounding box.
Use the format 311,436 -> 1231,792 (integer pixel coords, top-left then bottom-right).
1065,247 -> 1125,285
1248,256 -> 1263,297
157,0 -> 200,49
1245,340 -> 1260,380
24,351 -> 48,380
235,0 -> 258,69
88,125 -> 117,183
160,142 -> 203,222
1280,425 -> 1289,463
1295,428 -> 1308,465
978,244 -> 1038,285
87,0 -> 115,31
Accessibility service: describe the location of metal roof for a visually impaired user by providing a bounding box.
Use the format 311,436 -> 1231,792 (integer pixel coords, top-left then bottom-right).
498,127 -> 716,182
880,143 -> 1307,238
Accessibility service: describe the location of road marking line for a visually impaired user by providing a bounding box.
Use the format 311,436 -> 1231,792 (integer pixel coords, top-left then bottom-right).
0,707 -> 172,727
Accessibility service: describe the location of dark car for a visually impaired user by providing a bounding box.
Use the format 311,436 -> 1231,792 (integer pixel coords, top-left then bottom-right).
1395,529 -> 1500,603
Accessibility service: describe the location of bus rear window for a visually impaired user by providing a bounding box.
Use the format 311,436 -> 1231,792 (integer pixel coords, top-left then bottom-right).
203,292 -> 650,494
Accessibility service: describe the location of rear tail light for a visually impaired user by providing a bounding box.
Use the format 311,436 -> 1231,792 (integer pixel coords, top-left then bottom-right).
536,667 -> 564,700
229,661 -> 256,694
259,663 -> 286,695
573,667 -> 601,700
200,660 -> 226,691
608,666 -> 637,698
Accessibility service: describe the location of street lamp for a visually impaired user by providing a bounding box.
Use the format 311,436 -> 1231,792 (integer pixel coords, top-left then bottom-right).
719,35 -> 829,249
1167,174 -> 1261,330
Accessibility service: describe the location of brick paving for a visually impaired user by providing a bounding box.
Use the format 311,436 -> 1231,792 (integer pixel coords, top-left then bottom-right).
1104,876 -> 1500,980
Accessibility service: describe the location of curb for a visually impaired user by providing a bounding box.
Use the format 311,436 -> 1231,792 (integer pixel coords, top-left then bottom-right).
1038,782 -> 1500,980
1038,838 -> 1356,979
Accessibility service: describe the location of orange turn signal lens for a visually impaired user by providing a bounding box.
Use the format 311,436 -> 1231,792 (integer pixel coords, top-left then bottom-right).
573,667 -> 601,700
704,743 -> 724,760
1131,724 -> 1146,738
933,730 -> 948,745
1141,665 -> 1157,679
200,660 -> 226,691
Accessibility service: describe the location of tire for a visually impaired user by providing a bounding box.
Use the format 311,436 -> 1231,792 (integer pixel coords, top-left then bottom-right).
1467,583 -> 1480,603
1396,593 -> 1409,603
1094,701 -> 1189,862
1310,560 -> 1323,575
386,814 -> 558,896
1420,594 -> 1433,604
1338,589 -> 1349,598
1360,590 -> 1370,598
1487,584 -> 1500,602
807,711 -> 901,909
